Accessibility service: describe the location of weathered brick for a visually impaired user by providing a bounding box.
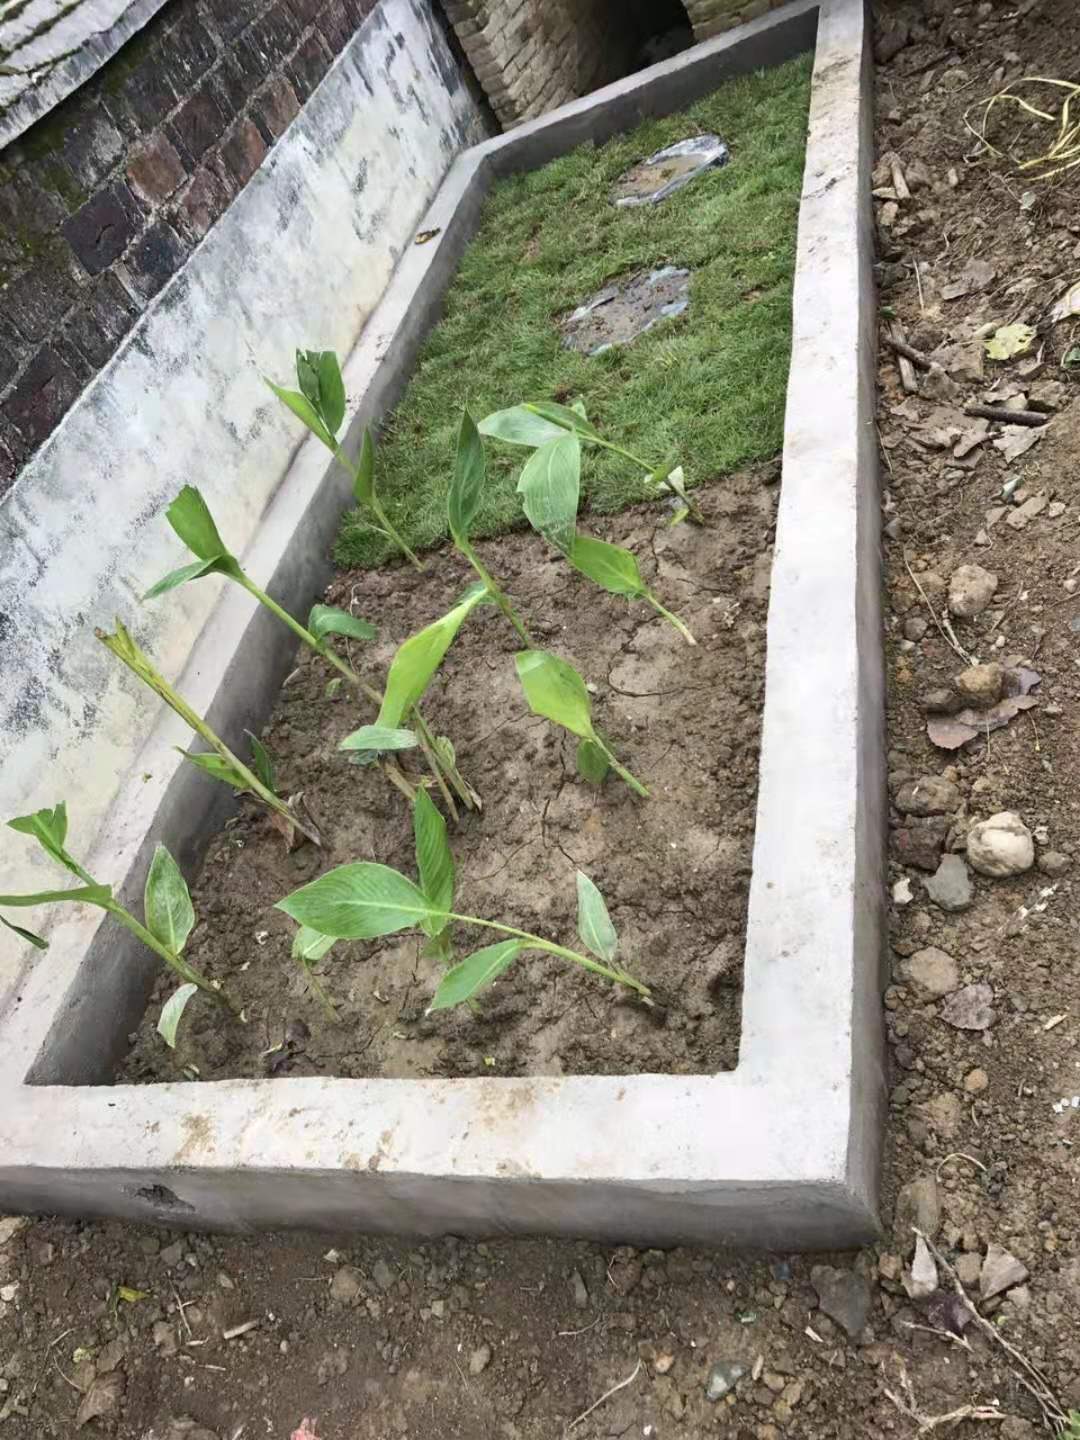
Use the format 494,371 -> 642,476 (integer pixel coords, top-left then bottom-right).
62,183 -> 138,275
159,15 -> 219,94
123,221 -> 186,301
202,0 -> 249,40
2,247 -> 81,343
3,345 -> 82,451
342,0 -> 377,22
63,273 -> 141,369
255,75 -> 301,141
287,32 -> 334,100
169,86 -> 229,166
318,0 -> 352,53
246,0 -> 303,67
54,333 -> 95,387
127,130 -> 188,206
213,55 -> 254,116
0,426 -> 19,500
111,55 -> 181,134
174,163 -> 235,242
59,104 -> 125,193
286,0 -> 323,23
215,118 -> 268,189
0,317 -> 26,392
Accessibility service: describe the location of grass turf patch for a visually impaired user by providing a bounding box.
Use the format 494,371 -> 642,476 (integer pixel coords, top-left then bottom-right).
336,54 -> 812,569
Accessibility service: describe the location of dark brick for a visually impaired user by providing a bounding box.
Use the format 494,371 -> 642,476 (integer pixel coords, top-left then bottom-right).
63,273 -> 141,369
169,86 -> 229,166
0,427 -> 18,500
54,333 -> 95,387
59,105 -> 125,194
0,317 -> 27,392
286,0 -> 323,22
255,75 -> 301,141
0,173 -> 67,257
202,0 -> 250,41
127,130 -> 188,207
159,16 -> 220,94
3,345 -> 83,450
247,0 -> 303,67
174,163 -> 235,242
2,246 -> 81,343
62,183 -> 138,275
319,0 -> 352,53
287,32 -> 334,101
113,55 -> 181,134
123,221 -> 186,301
210,57 -> 249,118
215,118 -> 268,190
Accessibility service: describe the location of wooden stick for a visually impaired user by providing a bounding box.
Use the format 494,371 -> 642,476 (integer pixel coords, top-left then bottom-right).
963,404 -> 1049,428
888,321 -> 920,392
886,334 -> 933,370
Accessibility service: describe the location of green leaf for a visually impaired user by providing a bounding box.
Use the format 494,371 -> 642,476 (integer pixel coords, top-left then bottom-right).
0,884 -> 112,907
164,485 -> 232,563
8,801 -> 73,871
523,400 -> 603,440
338,724 -> 418,754
317,351 -> 346,436
514,649 -> 594,741
570,399 -> 588,420
325,677 -> 343,699
276,862 -> 438,939
296,349 -> 321,405
517,433 -> 581,554
180,750 -> 247,789
308,604 -> 377,643
266,378 -> 334,450
576,737 -> 610,784
354,427 -> 376,507
0,914 -> 48,949
144,844 -> 195,954
143,557 -> 225,600
377,585 -> 488,728
291,925 -> 337,965
427,939 -> 523,1011
449,408 -> 486,546
246,731 -> 277,794
477,405 -> 565,449
413,789 -> 454,938
569,535 -> 646,598
575,871 -> 617,963
156,983 -> 198,1049
984,323 -> 1037,360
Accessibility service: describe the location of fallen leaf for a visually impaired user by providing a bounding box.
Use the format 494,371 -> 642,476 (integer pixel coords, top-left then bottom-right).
1049,278 -> 1080,324
942,258 -> 997,300
115,1285 -> 150,1304
984,322 -> 1037,360
76,1372 -> 124,1428
993,425 -> 1044,463
927,695 -> 1038,750
414,228 -> 442,245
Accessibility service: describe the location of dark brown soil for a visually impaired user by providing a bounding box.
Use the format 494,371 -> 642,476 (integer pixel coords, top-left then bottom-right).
118,473 -> 776,1086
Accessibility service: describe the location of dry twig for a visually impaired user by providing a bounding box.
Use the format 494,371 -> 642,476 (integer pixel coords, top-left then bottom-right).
903,556 -> 976,665
566,1359 -> 642,1433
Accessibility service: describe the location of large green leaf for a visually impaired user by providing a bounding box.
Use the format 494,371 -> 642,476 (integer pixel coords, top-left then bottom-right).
377,585 -> 487,728
0,884 -> 112,907
156,983 -> 198,1049
291,925 -> 337,965
354,428 -> 376,507
517,434 -> 581,554
0,914 -> 48,949
575,871 -> 617,963
448,409 -> 486,546
338,724 -> 418,755
477,405 -> 566,449
165,486 -> 231,562
569,535 -> 646,599
266,378 -> 334,450
180,750 -> 247,789
413,789 -> 454,939
524,400 -> 603,441
316,350 -> 346,436
8,802 -> 74,872
276,862 -> 437,939
514,650 -> 594,741
308,604 -> 376,644
144,844 -> 195,955
143,557 -> 226,600
427,939 -> 523,1011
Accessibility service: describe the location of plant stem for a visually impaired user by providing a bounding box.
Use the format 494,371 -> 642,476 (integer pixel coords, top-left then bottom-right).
443,911 -> 652,1004
411,709 -> 479,812
414,723 -> 459,822
645,591 -> 696,646
595,737 -> 650,798
382,761 -> 418,802
302,964 -> 339,1024
332,445 -> 425,572
106,902 -> 234,1009
591,437 -> 705,522
460,543 -> 533,646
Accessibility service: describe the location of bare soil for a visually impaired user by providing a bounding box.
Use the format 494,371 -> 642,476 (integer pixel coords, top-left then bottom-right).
118,474 -> 776,1086
5,4 -> 1080,1438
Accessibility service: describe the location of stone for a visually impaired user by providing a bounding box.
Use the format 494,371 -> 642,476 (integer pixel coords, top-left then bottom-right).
895,1175 -> 941,1240
903,615 -> 928,641
613,134 -> 729,207
953,663 -> 1004,708
895,776 -> 961,817
954,1252 -> 982,1288
941,982 -> 995,1031
901,947 -> 960,998
152,1320 -> 179,1356
924,855 -> 973,913
919,1091 -> 962,1139
967,812 -> 1034,877
964,1067 -> 989,1093
893,818 -> 948,872
921,363 -> 959,402
903,1235 -> 938,1300
705,1360 -> 746,1401
1001,1420 -> 1037,1440
571,1269 -> 588,1308
980,1243 -> 1028,1300
809,1265 -> 871,1339
160,1240 -> 184,1266
1006,492 -> 1047,530
921,687 -> 962,715
469,1344 -> 492,1374
948,563 -> 998,619
560,266 -> 690,355
371,1258 -> 395,1293
1038,850 -> 1070,876
330,1266 -> 363,1303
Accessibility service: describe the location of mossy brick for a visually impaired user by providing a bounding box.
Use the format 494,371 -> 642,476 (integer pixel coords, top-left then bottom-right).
287,31 -> 334,100
215,117 -> 268,189
2,344 -> 82,450
168,86 -> 229,166
62,272 -> 140,370
2,245 -> 81,344
61,182 -> 138,276
122,219 -> 186,301
127,130 -> 188,207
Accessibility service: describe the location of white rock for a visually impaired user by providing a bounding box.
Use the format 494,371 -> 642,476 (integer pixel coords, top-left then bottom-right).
966,811 -> 1035,877
948,563 -> 998,618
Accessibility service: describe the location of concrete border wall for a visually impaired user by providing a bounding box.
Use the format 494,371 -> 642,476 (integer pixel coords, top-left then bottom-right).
0,0 -> 884,1249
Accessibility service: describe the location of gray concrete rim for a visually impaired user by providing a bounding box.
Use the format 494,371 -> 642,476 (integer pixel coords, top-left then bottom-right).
0,0 -> 884,1248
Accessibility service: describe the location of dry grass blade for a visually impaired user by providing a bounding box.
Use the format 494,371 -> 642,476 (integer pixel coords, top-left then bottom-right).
964,76 -> 1080,181
902,556 -> 976,666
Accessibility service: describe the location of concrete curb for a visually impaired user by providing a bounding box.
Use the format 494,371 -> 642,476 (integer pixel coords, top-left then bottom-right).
0,0 -> 884,1247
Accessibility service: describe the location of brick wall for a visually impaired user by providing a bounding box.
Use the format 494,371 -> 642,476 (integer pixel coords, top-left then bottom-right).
684,0 -> 784,41
0,0 -> 381,498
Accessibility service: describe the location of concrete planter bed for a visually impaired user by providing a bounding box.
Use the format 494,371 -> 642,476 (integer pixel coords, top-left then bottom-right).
0,0 -> 883,1248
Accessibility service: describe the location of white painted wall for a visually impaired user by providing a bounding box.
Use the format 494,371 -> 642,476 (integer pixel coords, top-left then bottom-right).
0,0 -> 488,994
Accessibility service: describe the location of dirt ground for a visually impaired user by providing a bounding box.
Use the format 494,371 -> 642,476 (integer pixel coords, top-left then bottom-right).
4,1 -> 1080,1435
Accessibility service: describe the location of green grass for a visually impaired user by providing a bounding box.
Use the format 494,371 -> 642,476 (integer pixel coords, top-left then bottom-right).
336,54 -> 813,569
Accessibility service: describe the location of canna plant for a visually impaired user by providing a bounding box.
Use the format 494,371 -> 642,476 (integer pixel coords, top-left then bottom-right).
267,349 -> 424,571
2,803 -> 232,1030
97,619 -> 322,848
276,793 -> 651,1012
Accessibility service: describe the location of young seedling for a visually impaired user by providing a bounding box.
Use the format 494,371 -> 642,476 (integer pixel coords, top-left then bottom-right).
145,485 -> 475,816
479,398 -> 704,526
267,349 -> 424,571
2,803 -> 232,1027
568,535 -> 695,645
514,649 -> 649,797
96,619 -> 323,848
275,805 -> 650,1012
290,926 -> 338,1023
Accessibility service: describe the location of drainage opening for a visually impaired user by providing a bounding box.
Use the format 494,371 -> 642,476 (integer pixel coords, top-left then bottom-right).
124,1183 -> 195,1212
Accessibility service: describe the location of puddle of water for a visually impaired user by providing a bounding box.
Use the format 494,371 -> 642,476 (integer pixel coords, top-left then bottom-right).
612,134 -> 729,208
560,266 -> 691,356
